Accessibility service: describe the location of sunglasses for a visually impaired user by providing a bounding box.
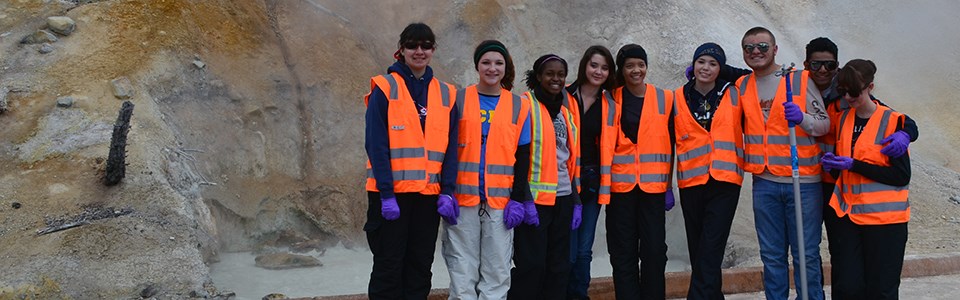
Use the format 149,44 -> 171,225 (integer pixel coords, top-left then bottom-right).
809,60 -> 839,71
743,42 -> 771,53
836,84 -> 867,98
402,40 -> 435,50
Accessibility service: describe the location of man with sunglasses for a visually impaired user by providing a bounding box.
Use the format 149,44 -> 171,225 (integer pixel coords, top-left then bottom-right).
736,27 -> 830,300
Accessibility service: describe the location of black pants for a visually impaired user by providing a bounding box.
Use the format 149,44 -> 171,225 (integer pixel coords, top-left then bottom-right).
821,182 -> 836,289
606,186 -> 667,300
508,194 -> 574,300
679,178 -> 741,300
365,192 -> 440,300
823,211 -> 907,300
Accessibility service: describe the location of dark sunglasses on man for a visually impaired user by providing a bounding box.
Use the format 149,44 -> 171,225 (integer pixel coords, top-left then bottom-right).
742,42 -> 770,53
402,40 -> 435,50
809,60 -> 839,71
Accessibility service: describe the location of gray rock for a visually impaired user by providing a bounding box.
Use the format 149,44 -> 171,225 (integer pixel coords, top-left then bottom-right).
193,59 -> 205,69
253,253 -> 321,270
20,30 -> 58,44
47,16 -> 76,36
0,88 -> 8,113
39,43 -> 54,54
56,96 -> 74,108
111,77 -> 133,99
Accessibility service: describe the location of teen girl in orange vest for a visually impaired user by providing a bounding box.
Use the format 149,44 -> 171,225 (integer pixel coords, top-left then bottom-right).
508,54 -> 582,299
441,40 -> 531,300
821,59 -> 911,299
603,44 -> 674,299
674,43 -> 745,299
362,23 -> 458,299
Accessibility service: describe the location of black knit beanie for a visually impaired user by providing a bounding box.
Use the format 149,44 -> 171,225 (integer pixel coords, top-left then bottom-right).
616,44 -> 647,69
692,42 -> 726,66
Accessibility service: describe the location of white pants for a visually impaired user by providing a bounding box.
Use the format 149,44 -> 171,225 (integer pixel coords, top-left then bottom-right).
441,204 -> 514,300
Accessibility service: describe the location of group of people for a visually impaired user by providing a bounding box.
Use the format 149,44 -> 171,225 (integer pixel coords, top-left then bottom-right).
363,22 -> 917,300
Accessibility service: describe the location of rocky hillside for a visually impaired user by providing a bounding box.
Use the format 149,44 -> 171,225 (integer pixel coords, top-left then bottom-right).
1,0 -> 958,298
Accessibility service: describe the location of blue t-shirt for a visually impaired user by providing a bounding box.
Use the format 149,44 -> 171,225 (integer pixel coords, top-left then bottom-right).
478,93 -> 532,201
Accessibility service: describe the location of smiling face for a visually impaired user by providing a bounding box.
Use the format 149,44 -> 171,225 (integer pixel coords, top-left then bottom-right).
621,57 -> 647,88
400,40 -> 434,73
805,51 -> 838,91
537,60 -> 567,96
843,82 -> 874,110
477,51 -> 505,89
585,53 -> 610,87
694,55 -> 720,84
742,32 -> 777,71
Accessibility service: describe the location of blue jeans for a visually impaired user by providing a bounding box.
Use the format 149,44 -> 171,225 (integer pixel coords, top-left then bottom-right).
568,166 -> 602,298
753,177 -> 824,300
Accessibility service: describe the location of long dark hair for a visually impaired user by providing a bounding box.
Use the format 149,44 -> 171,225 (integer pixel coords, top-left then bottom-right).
837,59 -> 877,93
473,40 -> 515,91
571,45 -> 616,90
394,23 -> 435,61
523,54 -> 568,90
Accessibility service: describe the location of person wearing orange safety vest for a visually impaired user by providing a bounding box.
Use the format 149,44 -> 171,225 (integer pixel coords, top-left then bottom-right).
440,40 -> 532,300
736,27 -> 831,300
674,42 -> 745,299
601,44 -> 675,300
362,23 -> 459,300
821,59 -> 911,300
507,54 -> 582,300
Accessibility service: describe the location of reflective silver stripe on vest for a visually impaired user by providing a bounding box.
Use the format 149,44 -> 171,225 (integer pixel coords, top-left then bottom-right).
613,155 -> 635,164
739,74 -> 751,96
834,184 -> 848,212
745,135 -> 764,145
848,183 -> 909,194
768,155 -> 820,167
767,135 -> 817,146
611,174 -> 636,183
838,109 -> 851,141
599,185 -> 611,195
487,164 -> 514,175
819,143 -> 835,154
600,166 -> 612,175
488,187 -> 512,198
874,110 -> 893,144
512,94 -> 523,124
439,81 -> 451,107
391,147 -> 425,158
604,91 -> 616,126
640,173 -> 669,183
459,162 -> 481,173
714,141 -> 737,151
678,165 -> 709,180
678,144 -> 711,162
367,168 -> 374,178
745,154 -> 765,164
712,160 -> 744,176
394,170 -> 426,180
530,182 -> 556,191
457,184 -> 480,195
656,88 -> 666,115
792,71 -> 802,94
428,173 -> 440,183
729,87 -> 739,106
455,88 -> 467,118
383,73 -> 399,100
851,200 -> 909,215
639,153 -> 671,163
428,151 -> 445,162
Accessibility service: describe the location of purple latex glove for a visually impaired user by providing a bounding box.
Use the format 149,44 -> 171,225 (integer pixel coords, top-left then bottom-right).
822,152 -> 837,172
437,194 -> 459,225
571,204 -> 583,230
822,153 -> 854,171
381,196 -> 400,221
783,102 -> 804,126
880,130 -> 910,158
504,199 -> 525,229
522,200 -> 540,227
665,191 -> 675,211
685,65 -> 694,81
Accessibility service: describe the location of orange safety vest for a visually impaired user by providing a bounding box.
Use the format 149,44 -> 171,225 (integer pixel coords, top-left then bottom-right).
454,85 -> 530,209
597,91 -> 617,204
607,84 -> 674,197
525,90 -> 581,206
673,84 -> 745,188
819,95 -> 850,184
364,72 -> 455,195
738,70 -> 821,176
829,104 -> 909,225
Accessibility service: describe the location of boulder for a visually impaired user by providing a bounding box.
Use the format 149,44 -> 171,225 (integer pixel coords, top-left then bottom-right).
39,43 -> 54,54
253,253 -> 321,270
56,96 -> 74,108
47,16 -> 76,36
21,30 -> 58,44
111,77 -> 134,99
